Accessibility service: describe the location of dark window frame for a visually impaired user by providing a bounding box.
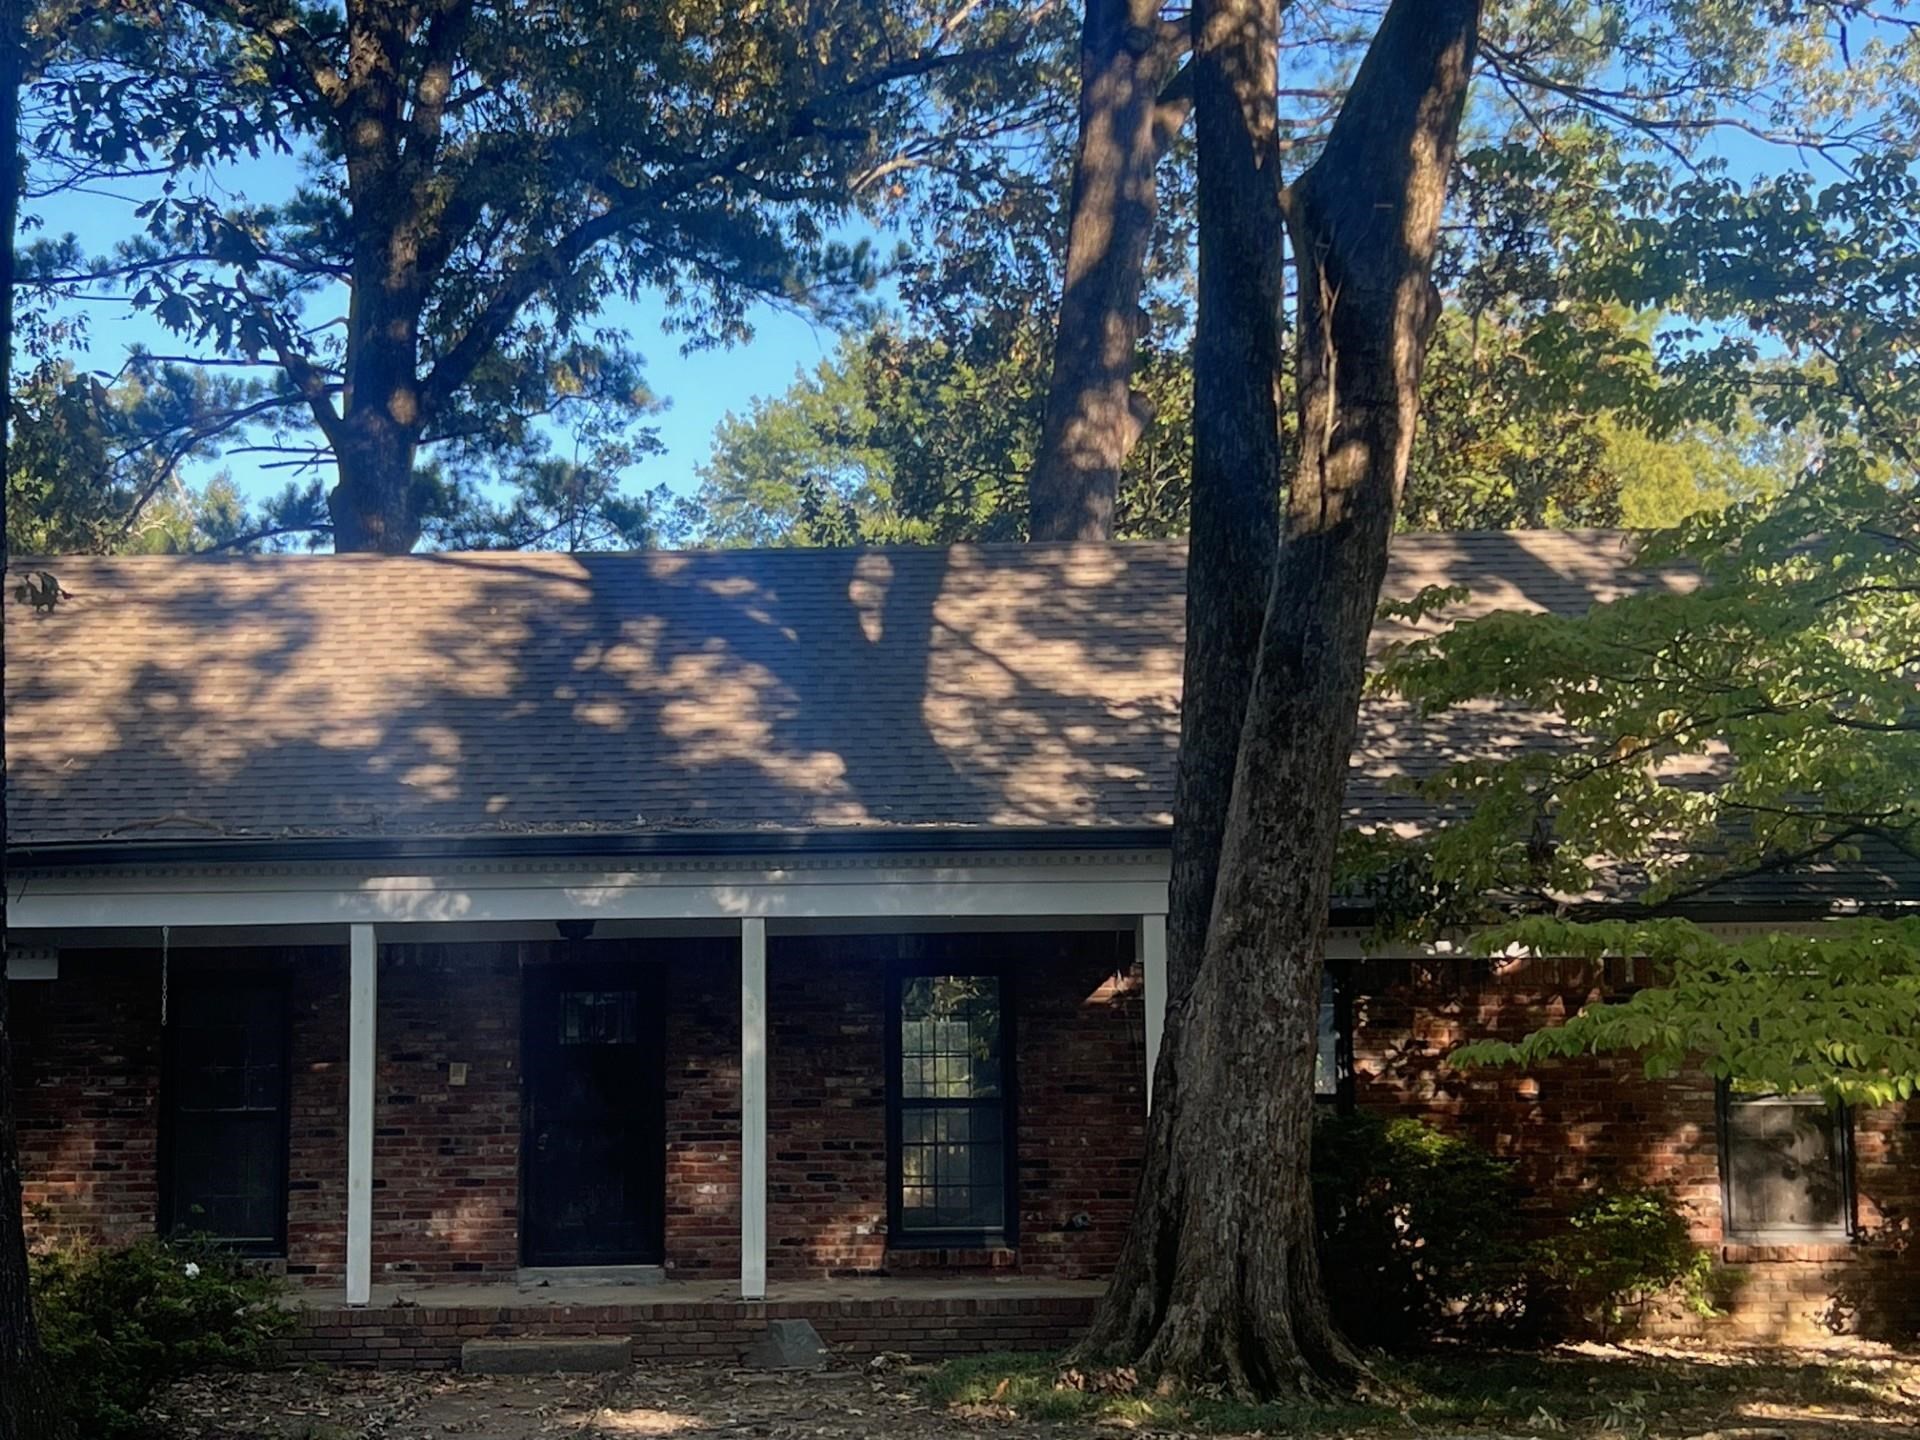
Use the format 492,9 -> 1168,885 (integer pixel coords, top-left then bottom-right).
1715,1082 -> 1856,1245
158,968 -> 292,1258
885,952 -> 1020,1252
1314,963 -> 1355,1111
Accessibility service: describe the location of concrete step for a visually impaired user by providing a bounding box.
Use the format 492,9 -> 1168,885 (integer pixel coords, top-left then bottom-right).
460,1338 -> 632,1374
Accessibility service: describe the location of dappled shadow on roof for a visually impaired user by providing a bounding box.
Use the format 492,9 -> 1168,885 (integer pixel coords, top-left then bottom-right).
4,531 -> 1680,848
7,543 -> 1190,843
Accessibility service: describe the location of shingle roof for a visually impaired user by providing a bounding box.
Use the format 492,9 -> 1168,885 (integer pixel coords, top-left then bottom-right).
5,531 -> 1680,850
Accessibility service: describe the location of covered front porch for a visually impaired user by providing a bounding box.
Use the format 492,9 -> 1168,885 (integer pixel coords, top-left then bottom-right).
10,840 -> 1170,1314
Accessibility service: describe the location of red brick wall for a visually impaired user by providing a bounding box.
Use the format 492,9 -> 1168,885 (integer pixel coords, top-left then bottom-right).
766,943 -> 888,1277
662,942 -> 743,1278
12,950 -> 161,1247
1346,956 -> 1920,1339
1013,936 -> 1145,1277
287,951 -> 348,1280
368,944 -> 522,1279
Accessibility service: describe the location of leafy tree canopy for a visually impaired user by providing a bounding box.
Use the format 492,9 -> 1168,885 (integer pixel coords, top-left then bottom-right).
699,4 -> 1920,544
1365,152 -> 1920,1103
17,0 -> 1066,550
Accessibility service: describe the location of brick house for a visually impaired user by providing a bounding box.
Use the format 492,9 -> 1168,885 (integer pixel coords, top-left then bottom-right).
5,534 -> 1915,1364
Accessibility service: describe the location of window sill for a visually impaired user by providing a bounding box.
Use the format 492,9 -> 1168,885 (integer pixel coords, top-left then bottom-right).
1720,1238 -> 1856,1264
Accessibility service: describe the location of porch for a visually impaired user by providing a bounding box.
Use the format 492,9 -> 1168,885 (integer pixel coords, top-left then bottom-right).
9,843 -> 1172,1311
286,1273 -> 1106,1370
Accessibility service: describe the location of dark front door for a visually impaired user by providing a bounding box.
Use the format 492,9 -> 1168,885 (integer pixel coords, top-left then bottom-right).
162,974 -> 290,1254
522,960 -> 666,1266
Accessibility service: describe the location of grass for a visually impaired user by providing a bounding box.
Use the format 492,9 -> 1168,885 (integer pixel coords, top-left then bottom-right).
921,1345 -> 1913,1436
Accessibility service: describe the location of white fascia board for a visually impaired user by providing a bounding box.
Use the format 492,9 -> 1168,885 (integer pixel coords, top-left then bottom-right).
8,849 -> 1172,932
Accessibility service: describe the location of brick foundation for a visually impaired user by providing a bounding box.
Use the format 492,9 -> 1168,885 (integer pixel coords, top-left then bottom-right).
286,1293 -> 1097,1369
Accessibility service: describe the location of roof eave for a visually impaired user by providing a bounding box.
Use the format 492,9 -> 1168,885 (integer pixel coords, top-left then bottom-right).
4,825 -> 1176,870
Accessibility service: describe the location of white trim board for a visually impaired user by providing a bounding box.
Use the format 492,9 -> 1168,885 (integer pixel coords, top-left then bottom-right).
8,850 -> 1171,933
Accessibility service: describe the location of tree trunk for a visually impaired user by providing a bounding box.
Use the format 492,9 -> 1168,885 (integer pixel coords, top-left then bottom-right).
329,398 -> 424,553
1077,0 -> 1480,1395
1162,0 -> 1285,1005
328,0 -> 428,555
0,0 -> 67,1432
1027,0 -> 1187,542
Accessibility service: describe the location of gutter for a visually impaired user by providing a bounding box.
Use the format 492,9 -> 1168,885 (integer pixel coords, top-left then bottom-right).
5,825 -> 1175,870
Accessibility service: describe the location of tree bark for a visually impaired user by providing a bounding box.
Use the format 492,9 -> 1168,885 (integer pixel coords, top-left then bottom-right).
329,400 -> 424,554
328,0 -> 431,554
1076,0 -> 1480,1395
0,0 -> 68,1432
1162,0 -> 1285,1005
1027,0 -> 1188,542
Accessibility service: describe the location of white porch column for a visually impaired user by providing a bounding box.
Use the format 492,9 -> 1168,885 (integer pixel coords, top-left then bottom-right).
345,923 -> 377,1306
739,916 -> 768,1301
1137,914 -> 1167,1112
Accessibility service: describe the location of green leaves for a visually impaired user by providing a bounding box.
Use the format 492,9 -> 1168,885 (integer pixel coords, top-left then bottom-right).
1373,155 -> 1920,1093
1377,473 -> 1920,911
25,0 -> 1063,542
1449,917 -> 1920,1105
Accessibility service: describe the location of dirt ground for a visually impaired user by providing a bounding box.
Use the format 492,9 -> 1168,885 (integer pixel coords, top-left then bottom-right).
153,1362 -> 964,1440
149,1342 -> 1920,1440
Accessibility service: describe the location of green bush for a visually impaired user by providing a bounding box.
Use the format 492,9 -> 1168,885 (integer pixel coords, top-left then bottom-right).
1311,1111 -> 1533,1347
1313,1116 -> 1720,1348
30,1236 -> 291,1438
1529,1186 -> 1720,1339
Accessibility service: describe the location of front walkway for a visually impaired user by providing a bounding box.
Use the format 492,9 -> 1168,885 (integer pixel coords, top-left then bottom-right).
288,1275 -> 1105,1369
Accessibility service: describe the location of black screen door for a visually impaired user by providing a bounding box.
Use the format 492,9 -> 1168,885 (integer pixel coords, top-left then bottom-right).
162,975 -> 289,1253
522,962 -> 665,1266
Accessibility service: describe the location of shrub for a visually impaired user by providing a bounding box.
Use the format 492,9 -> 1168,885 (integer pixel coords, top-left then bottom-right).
1529,1186 -> 1719,1339
30,1236 -> 291,1438
1311,1111 -> 1533,1347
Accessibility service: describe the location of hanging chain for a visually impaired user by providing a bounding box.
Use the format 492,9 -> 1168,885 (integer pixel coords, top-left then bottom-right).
160,925 -> 170,1028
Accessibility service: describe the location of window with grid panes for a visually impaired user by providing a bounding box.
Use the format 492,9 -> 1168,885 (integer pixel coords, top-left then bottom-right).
892,973 -> 1009,1241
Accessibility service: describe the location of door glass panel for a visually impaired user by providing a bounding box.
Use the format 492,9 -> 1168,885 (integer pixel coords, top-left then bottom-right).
559,990 -> 638,1045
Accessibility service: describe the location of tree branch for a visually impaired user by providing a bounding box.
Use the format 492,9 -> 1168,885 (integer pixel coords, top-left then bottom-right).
420,42 -> 1013,416
205,520 -> 335,552
178,0 -> 347,108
